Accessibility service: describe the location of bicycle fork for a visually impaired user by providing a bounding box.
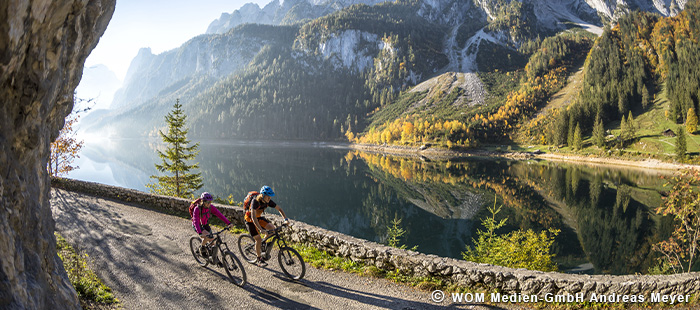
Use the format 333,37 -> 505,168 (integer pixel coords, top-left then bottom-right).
206,244 -> 220,265
261,241 -> 273,260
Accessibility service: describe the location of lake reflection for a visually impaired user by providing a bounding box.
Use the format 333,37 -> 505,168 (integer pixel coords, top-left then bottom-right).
68,139 -> 672,274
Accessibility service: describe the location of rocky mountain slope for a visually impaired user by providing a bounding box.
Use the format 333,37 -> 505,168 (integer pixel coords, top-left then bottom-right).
86,0 -> 687,142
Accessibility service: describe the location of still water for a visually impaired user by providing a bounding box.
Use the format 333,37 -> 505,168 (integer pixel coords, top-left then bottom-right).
68,139 -> 673,275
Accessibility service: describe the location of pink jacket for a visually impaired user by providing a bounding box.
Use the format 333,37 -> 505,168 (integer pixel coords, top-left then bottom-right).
192,204 -> 231,234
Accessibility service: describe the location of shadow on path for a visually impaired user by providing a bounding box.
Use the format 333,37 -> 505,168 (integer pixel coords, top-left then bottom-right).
51,189 -> 516,309
51,190 -> 192,304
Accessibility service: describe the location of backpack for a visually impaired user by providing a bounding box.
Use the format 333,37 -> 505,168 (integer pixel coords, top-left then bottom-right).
243,191 -> 259,211
189,198 -> 203,218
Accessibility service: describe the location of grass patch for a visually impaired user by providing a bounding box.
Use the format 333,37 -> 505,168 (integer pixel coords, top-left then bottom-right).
55,232 -> 120,309
291,243 -> 497,302
291,242 -> 699,309
291,243 -> 448,287
293,244 -> 365,273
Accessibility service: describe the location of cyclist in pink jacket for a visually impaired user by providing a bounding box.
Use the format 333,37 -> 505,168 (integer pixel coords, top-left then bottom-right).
192,192 -> 232,257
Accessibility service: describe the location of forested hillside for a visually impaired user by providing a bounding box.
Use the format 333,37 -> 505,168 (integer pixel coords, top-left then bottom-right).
355,29 -> 595,146
187,0 -> 450,140
518,0 -> 700,149
82,0 -> 695,144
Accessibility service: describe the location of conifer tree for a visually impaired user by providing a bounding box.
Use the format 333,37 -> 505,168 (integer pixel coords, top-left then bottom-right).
622,111 -> 637,143
573,124 -> 583,150
618,114 -> 628,148
147,99 -> 203,198
676,125 -> 687,161
642,86 -> 651,109
592,114 -> 605,148
567,115 -> 575,147
687,107 -> 698,134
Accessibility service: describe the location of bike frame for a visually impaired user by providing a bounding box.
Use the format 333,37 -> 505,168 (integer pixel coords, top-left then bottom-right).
206,228 -> 232,265
260,224 -> 289,258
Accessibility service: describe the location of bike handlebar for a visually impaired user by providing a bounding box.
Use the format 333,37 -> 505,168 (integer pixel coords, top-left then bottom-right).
210,225 -> 232,236
264,221 -> 290,235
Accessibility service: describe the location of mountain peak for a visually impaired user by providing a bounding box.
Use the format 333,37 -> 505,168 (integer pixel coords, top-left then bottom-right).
205,0 -> 387,34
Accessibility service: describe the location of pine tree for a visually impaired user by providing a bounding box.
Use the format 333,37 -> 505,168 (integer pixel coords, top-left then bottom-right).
567,114 -> 575,147
592,114 -> 605,148
687,107 -> 698,134
641,86 -> 651,109
147,99 -> 203,198
622,111 -> 637,143
573,123 -> 583,150
676,125 -> 687,161
551,109 -> 568,146
618,114 -> 628,148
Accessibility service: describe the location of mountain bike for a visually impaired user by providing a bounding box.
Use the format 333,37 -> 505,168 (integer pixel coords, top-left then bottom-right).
189,227 -> 247,287
238,222 -> 306,280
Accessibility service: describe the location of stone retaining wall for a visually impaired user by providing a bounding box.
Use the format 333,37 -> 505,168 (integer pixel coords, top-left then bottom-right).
51,177 -> 700,299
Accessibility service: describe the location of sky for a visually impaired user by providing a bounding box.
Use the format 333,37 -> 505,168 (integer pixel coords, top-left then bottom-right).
85,0 -> 272,82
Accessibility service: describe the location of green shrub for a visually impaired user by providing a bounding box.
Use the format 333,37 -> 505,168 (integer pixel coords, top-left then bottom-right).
462,198 -> 559,272
387,214 -> 418,251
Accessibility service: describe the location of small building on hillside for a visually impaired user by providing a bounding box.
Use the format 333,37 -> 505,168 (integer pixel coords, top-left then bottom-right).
662,128 -> 676,137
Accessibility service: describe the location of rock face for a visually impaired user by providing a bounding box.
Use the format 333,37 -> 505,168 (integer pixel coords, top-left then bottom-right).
0,1 -> 115,309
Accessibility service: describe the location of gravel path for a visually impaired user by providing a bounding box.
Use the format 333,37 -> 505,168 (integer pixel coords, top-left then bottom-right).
50,189 -> 510,310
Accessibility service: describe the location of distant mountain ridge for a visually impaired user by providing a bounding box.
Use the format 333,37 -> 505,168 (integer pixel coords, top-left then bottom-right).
110,25 -> 295,110
205,0 -> 388,33
584,0 -> 687,20
76,64 -> 121,111
85,0 -> 689,142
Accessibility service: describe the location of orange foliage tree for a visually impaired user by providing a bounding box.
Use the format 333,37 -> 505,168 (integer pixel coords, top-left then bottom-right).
653,169 -> 700,273
48,112 -> 83,177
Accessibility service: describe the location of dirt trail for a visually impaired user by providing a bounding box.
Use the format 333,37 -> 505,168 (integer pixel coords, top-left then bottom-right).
51,189 -> 506,310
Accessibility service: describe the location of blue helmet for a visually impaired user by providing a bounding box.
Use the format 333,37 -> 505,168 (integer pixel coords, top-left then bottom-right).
260,186 -> 275,197
200,192 -> 213,201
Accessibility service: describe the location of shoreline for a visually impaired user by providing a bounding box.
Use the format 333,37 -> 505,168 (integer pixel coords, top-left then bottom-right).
349,143 -> 700,172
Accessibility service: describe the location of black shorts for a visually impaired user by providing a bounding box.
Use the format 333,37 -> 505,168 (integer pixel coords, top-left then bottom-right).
193,224 -> 212,235
245,217 -> 269,237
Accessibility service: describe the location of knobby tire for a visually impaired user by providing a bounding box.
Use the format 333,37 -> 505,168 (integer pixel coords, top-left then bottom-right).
278,246 -> 305,280
237,234 -> 258,264
222,251 -> 247,287
189,237 -> 208,267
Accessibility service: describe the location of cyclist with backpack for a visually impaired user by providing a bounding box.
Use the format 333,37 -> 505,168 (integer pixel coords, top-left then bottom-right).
191,192 -> 232,257
244,186 -> 288,267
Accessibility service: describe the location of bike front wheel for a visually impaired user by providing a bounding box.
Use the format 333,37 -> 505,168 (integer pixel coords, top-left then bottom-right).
222,251 -> 247,287
237,234 -> 258,264
189,237 -> 208,267
278,246 -> 305,280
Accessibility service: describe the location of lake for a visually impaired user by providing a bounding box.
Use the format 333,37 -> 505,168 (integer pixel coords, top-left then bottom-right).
67,138 -> 673,275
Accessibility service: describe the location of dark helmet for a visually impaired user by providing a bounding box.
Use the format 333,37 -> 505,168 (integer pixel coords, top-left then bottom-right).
260,186 -> 275,197
200,192 -> 213,201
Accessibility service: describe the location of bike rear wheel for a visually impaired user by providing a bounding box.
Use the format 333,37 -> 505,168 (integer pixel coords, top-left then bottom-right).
278,246 -> 305,280
222,251 -> 247,287
237,234 -> 257,264
189,237 -> 208,267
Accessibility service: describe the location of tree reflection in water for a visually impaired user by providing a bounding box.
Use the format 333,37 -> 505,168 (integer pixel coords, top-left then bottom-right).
69,140 -> 671,274
351,151 -> 671,275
